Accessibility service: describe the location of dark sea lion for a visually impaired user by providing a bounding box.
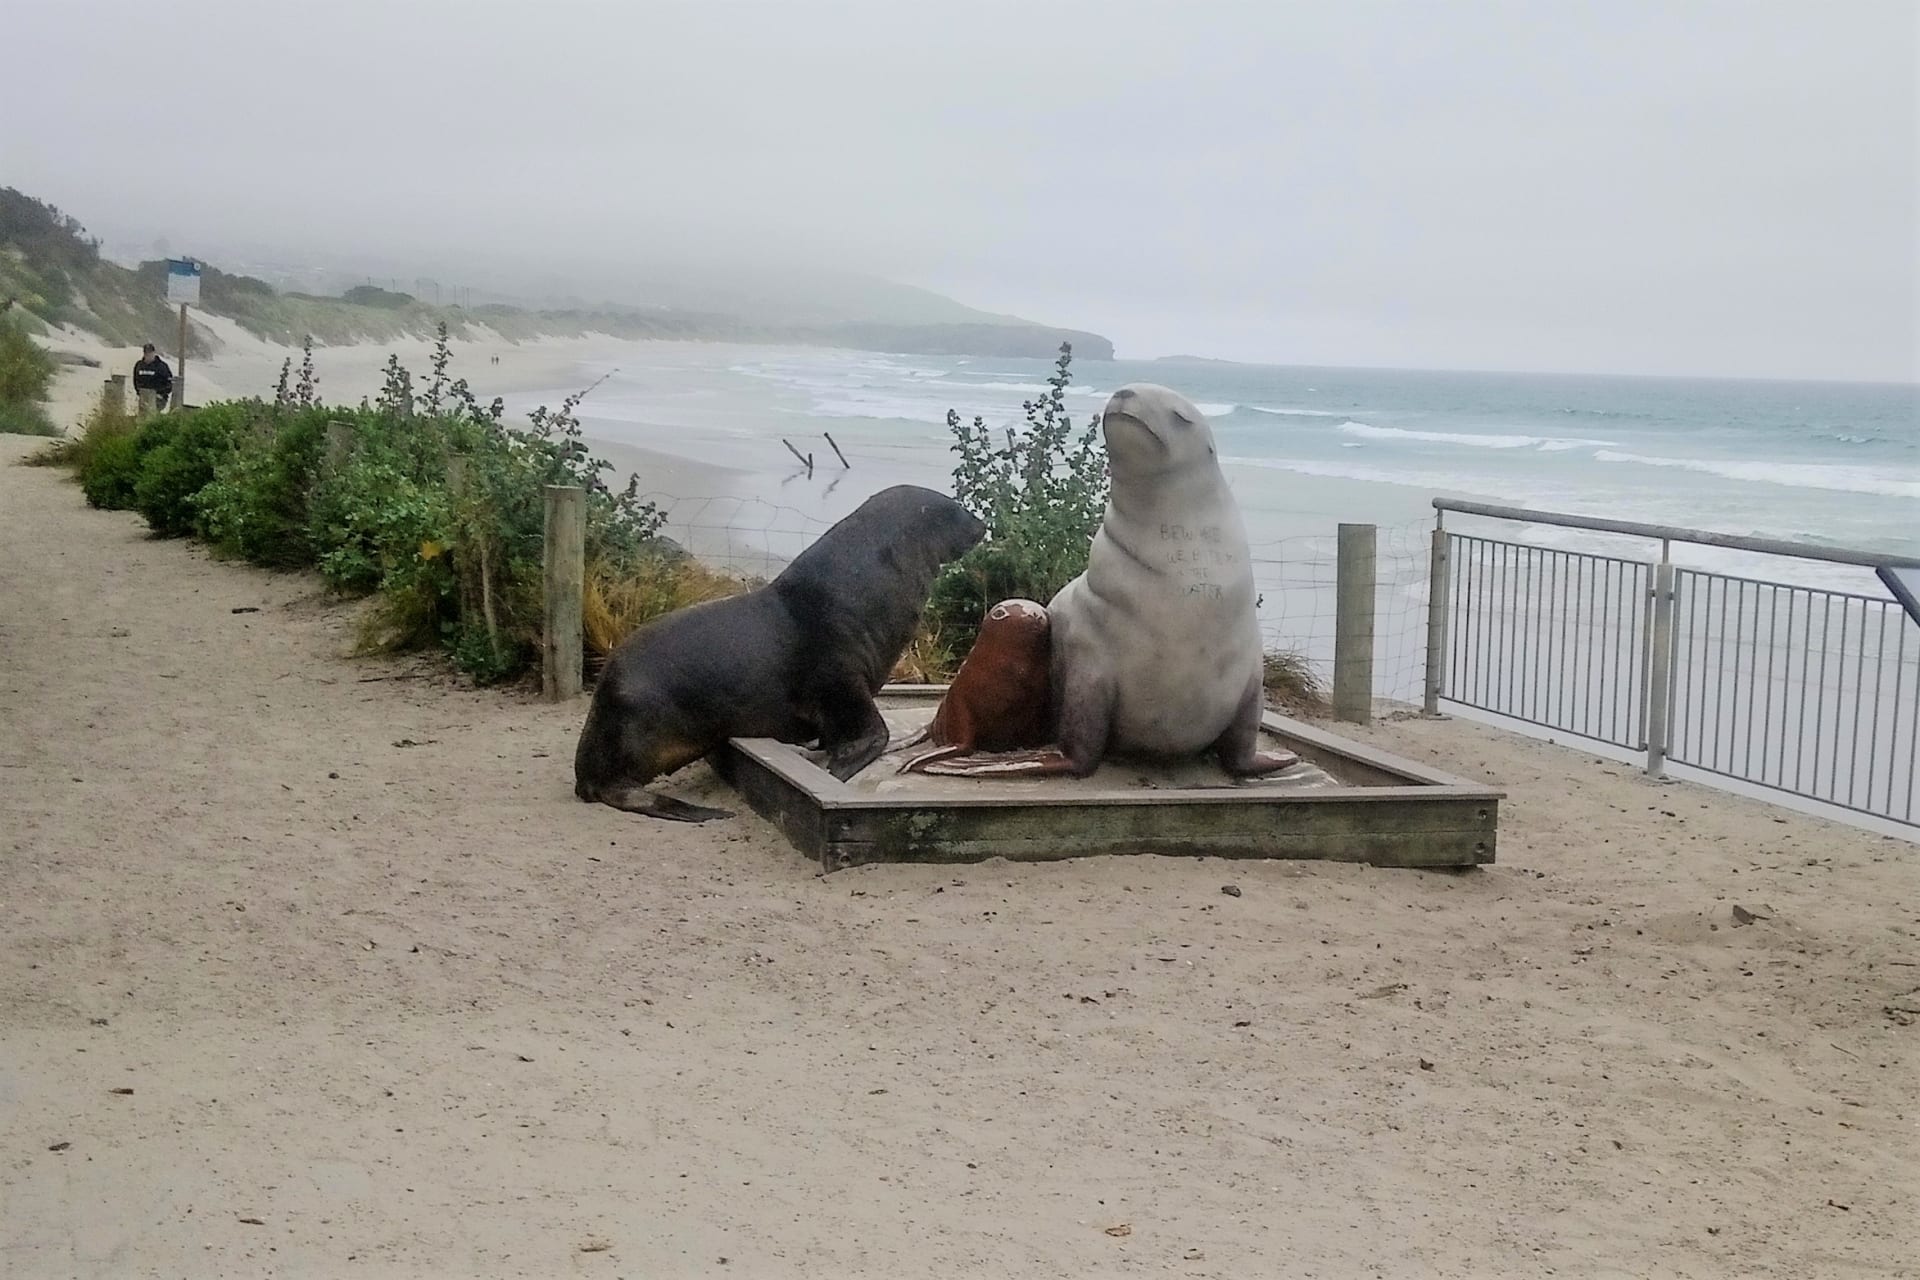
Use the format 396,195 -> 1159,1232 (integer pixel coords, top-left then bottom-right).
934,384 -> 1297,780
574,485 -> 986,821
898,598 -> 1051,774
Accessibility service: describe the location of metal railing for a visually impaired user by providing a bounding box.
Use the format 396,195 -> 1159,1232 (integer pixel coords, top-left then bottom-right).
1425,500 -> 1920,827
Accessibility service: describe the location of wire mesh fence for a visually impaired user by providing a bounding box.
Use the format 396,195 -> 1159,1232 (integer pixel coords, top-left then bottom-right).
636,491 -> 1434,703
1247,521 -> 1432,707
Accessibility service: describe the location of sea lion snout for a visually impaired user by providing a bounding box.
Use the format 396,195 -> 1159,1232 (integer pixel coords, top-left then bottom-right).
1103,383 -> 1215,473
987,598 -> 1048,626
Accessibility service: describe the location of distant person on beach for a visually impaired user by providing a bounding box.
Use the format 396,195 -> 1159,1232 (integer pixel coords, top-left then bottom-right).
133,342 -> 173,415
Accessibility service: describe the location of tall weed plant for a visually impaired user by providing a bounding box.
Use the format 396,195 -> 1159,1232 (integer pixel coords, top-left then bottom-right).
924,343 -> 1109,666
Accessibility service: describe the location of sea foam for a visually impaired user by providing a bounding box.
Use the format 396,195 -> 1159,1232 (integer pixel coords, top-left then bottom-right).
1593,451 -> 1920,500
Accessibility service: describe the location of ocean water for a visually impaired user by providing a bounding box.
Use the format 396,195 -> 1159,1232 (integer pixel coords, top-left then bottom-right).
514,344 -> 1917,569
510,337 -> 1911,653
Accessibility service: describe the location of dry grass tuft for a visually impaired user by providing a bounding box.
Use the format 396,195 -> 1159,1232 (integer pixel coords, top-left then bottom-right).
890,618 -> 958,684
583,554 -> 749,672
1262,649 -> 1328,717
27,399 -> 130,468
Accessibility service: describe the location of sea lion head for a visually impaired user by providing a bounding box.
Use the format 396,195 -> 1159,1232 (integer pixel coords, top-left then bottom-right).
983,597 -> 1049,635
874,484 -> 988,568
1101,383 -> 1219,478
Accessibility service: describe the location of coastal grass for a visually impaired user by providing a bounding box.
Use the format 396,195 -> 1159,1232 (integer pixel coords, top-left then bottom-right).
0,400 -> 58,436
582,554 -> 750,676
1263,649 -> 1329,716
0,309 -> 58,436
33,398 -> 133,469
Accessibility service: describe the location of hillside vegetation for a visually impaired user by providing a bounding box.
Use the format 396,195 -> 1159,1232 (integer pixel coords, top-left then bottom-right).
1,187 -> 1112,360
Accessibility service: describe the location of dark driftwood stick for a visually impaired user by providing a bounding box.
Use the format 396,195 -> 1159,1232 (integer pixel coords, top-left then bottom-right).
824,433 -> 850,468
782,439 -> 814,476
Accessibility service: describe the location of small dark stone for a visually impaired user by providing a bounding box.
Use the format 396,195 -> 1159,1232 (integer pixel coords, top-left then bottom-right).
1220,884 -> 1243,898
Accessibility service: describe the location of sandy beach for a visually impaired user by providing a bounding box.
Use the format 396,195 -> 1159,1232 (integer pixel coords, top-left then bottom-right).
4,427 -> 1915,1278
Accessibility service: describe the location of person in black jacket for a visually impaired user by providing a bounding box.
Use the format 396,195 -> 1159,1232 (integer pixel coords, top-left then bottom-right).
133,342 -> 173,415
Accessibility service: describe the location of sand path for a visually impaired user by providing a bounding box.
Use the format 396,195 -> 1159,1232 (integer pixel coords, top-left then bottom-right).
2,436 -> 1914,1278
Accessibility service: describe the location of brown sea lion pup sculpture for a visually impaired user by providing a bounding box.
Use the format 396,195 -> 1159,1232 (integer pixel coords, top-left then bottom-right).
926,383 -> 1298,780
573,485 -> 986,821
897,597 -> 1052,774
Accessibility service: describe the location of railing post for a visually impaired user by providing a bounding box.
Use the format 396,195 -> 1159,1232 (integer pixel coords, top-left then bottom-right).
1334,522 -> 1377,724
543,484 -> 585,702
1645,561 -> 1676,777
1423,523 -> 1450,716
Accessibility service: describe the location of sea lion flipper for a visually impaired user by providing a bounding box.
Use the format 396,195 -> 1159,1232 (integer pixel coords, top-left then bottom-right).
597,784 -> 734,824
821,694 -> 891,781
898,743 -> 968,775
917,747 -> 1081,778
1225,749 -> 1301,777
1215,675 -> 1297,777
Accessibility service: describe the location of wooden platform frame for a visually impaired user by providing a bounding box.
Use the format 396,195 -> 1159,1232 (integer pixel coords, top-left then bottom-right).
714,687 -> 1502,872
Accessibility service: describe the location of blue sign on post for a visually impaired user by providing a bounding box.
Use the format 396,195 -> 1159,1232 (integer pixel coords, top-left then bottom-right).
164,258 -> 201,306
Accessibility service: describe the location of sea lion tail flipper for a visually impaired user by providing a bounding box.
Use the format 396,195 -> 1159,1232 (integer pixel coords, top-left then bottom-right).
897,743 -> 967,774
918,747 -> 1083,778
596,784 -> 734,824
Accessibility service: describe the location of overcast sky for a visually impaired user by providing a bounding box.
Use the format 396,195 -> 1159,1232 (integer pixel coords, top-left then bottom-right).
4,0 -> 1914,380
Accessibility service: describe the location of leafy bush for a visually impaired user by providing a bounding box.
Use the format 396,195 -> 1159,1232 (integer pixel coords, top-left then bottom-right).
130,403 -> 246,536
0,315 -> 56,407
40,322 -> 684,685
79,430 -> 143,508
196,405 -> 333,566
0,399 -> 57,436
924,343 -> 1109,667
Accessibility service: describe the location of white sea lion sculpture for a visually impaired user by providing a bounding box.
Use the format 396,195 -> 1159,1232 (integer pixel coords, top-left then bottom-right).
919,383 -> 1298,779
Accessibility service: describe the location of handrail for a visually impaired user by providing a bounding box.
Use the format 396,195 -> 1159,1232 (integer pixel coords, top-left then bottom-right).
1433,498 -> 1920,571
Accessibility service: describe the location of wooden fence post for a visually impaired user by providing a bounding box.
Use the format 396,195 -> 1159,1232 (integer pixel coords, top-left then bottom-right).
1334,523 -> 1377,724
1423,520 -> 1450,716
543,485 -> 585,701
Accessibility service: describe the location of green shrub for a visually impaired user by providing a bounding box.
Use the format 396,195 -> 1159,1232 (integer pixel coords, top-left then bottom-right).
0,399 -> 58,436
44,320 -> 674,685
0,314 -> 56,407
130,403 -> 247,536
196,405 -> 334,566
79,430 -> 143,508
924,343 -> 1109,667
